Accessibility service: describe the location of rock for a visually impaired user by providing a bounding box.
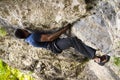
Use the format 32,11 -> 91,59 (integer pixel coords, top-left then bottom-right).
72,15 -> 112,54
0,0 -> 120,80
0,0 -> 86,28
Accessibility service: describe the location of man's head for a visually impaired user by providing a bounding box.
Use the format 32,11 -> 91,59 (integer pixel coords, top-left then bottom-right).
14,29 -> 30,39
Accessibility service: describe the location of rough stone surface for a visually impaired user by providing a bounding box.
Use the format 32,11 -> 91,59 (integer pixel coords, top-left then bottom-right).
0,0 -> 120,80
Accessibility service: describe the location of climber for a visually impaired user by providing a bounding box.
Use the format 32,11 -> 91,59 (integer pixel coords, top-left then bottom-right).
14,23 -> 110,66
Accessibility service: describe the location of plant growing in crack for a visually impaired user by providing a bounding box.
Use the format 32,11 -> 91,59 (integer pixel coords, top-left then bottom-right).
0,27 -> 7,37
113,57 -> 120,67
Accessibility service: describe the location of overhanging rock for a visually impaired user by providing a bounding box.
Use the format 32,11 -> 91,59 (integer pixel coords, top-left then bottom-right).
72,15 -> 112,54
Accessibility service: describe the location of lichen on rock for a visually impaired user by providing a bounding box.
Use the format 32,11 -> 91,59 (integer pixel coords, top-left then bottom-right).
0,0 -> 120,80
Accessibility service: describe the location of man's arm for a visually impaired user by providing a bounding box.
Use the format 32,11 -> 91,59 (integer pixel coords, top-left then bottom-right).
40,23 -> 72,42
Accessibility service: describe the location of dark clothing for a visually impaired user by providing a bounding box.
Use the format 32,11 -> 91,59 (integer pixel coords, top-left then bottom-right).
55,37 -> 96,59
25,32 -> 62,53
25,32 -> 48,48
25,32 -> 96,59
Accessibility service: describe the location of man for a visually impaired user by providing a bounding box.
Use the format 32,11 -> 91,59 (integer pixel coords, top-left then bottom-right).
14,23 -> 110,66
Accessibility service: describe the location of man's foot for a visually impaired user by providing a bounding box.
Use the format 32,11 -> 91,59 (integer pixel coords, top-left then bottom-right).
94,55 -> 110,66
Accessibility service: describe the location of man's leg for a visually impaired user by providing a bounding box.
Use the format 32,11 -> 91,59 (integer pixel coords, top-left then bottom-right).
56,37 -> 96,59
70,37 -> 96,59
56,38 -> 73,50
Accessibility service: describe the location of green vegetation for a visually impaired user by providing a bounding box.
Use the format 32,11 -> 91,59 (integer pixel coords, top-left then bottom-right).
0,59 -> 34,80
114,57 -> 120,67
0,27 -> 7,37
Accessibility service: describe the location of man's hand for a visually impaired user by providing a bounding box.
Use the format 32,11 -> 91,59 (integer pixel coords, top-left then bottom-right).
40,23 -> 72,42
63,23 -> 72,29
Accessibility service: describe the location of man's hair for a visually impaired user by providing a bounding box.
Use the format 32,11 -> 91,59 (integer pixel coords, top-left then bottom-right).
14,29 -> 27,39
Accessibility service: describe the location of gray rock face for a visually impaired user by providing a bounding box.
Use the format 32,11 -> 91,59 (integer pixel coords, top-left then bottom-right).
72,0 -> 120,56
0,0 -> 86,28
0,0 -> 120,80
72,15 -> 112,54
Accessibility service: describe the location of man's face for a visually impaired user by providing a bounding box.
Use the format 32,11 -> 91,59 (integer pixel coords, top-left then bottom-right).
22,29 -> 29,37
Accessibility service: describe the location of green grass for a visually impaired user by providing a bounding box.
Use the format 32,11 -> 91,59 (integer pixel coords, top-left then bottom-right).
113,57 -> 120,67
0,27 -> 7,37
0,59 -> 34,80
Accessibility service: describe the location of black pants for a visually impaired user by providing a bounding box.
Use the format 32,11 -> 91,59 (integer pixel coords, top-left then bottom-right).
56,37 -> 96,59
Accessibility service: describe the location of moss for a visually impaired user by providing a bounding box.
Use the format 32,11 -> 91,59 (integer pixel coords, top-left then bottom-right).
113,57 -> 120,67
85,0 -> 98,11
73,5 -> 79,12
86,5 -> 94,11
117,41 -> 120,47
0,0 -> 4,1
0,27 -> 7,37
0,59 -> 34,80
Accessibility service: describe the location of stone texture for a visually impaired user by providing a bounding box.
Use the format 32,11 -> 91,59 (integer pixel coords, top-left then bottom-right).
72,15 -> 112,53
0,0 -> 120,80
